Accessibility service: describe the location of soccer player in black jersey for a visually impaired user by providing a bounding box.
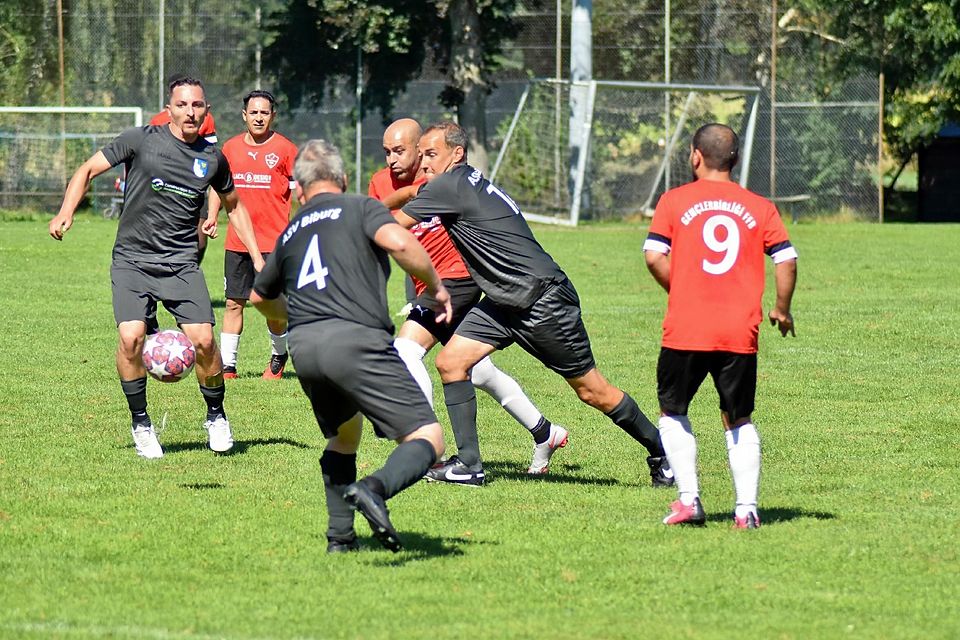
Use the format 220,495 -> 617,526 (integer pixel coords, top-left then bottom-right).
394,122 -> 673,487
250,139 -> 452,552
49,77 -> 263,459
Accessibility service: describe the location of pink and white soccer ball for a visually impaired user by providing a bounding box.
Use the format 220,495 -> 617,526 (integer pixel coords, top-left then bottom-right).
142,329 -> 196,382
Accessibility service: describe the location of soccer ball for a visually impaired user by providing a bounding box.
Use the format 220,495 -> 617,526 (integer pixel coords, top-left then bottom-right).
142,329 -> 196,382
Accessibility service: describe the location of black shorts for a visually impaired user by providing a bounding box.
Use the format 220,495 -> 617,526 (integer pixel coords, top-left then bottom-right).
287,320 -> 438,440
224,250 -> 270,300
656,347 -> 757,422
111,260 -> 214,326
455,279 -> 596,379
406,277 -> 482,345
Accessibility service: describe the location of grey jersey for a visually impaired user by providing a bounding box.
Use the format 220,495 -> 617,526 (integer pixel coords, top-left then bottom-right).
102,125 -> 233,264
253,192 -> 397,331
401,164 -> 566,311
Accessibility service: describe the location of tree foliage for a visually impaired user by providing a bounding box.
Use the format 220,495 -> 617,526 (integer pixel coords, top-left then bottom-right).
783,0 -> 960,161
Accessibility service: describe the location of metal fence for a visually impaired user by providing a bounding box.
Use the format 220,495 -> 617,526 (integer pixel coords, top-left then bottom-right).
1,1 -> 882,220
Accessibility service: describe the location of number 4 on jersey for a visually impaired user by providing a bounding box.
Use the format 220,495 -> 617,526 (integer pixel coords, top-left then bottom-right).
297,234 -> 329,290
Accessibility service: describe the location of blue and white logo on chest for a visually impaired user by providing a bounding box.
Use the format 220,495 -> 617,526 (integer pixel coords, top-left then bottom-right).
193,158 -> 209,178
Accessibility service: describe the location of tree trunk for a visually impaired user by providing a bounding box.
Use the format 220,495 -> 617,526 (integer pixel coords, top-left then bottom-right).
448,0 -> 489,175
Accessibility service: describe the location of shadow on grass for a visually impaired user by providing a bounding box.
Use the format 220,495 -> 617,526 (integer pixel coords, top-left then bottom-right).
358,532 -> 490,565
476,460 -> 620,487
704,506 -> 836,525
229,370 -> 298,380
177,482 -> 225,490
153,437 -> 312,455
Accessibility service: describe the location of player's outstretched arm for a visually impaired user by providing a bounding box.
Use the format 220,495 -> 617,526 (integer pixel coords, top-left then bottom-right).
769,258 -> 797,337
644,249 -> 671,292
220,191 -> 264,270
49,151 -> 113,240
374,222 -> 452,324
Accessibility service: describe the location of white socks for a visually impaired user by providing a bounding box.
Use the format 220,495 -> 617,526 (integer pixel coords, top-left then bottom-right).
393,338 -> 433,407
269,330 -> 288,356
659,415 -> 699,505
220,332 -> 240,368
726,423 -> 761,517
470,356 -> 542,432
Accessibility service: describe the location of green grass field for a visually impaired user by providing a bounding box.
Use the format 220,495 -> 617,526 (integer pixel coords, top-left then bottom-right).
1,215 -> 958,639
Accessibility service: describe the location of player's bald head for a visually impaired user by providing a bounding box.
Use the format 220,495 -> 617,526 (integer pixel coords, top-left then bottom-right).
692,123 -> 739,172
383,118 -> 422,146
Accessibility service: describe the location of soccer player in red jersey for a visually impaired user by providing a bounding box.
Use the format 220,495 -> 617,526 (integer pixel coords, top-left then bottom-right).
371,118 -> 569,481
644,123 -> 798,528
212,90 -> 298,380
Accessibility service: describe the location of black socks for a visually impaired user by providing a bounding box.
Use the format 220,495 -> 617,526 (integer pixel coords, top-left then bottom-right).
443,380 -> 482,468
605,393 -> 663,457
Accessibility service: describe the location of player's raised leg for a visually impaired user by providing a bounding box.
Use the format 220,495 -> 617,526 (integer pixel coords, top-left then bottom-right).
469,356 -> 568,474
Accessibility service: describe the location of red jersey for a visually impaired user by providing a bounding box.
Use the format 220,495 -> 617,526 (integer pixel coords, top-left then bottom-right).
368,166 -> 470,294
645,179 -> 797,354
149,110 -> 218,142
221,132 -> 298,254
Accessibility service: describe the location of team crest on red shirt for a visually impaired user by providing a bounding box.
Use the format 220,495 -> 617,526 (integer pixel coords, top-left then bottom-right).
265,152 -> 279,169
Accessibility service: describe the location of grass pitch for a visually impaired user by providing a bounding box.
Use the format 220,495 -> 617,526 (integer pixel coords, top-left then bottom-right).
0,215 -> 957,639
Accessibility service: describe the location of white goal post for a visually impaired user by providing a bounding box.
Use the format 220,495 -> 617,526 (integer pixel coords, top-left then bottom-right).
0,106 -> 143,211
490,80 -> 761,225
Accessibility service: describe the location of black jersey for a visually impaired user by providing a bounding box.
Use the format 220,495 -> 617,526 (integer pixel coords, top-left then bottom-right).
253,192 -> 397,331
102,125 -> 233,264
401,164 -> 566,311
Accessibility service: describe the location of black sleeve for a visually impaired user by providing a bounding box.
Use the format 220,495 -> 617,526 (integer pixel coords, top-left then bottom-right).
100,127 -> 147,167
210,149 -> 235,194
253,249 -> 284,300
362,197 -> 398,240
400,173 -> 461,222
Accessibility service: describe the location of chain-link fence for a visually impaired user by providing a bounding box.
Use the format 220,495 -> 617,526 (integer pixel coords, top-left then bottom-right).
1,1 -> 882,220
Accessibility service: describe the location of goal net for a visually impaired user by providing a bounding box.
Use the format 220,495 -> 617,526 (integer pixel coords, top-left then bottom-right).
0,106 -> 143,212
490,80 -> 760,225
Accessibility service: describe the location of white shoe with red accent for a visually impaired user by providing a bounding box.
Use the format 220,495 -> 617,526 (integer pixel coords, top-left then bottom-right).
527,424 -> 569,474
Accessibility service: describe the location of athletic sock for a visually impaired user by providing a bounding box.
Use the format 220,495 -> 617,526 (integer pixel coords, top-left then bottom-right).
370,439 -> 438,499
121,377 -> 149,423
605,393 -> 663,457
220,332 -> 240,368
726,423 -> 761,516
394,338 -> 433,407
659,415 -> 699,504
268,329 -> 288,356
470,356 -> 544,433
529,417 -> 551,445
443,380 -> 481,468
319,450 -> 357,542
199,383 -> 226,420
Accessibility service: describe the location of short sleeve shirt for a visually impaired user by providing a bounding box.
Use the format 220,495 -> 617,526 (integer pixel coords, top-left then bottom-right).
401,164 -> 566,310
102,125 -> 233,264
253,192 -> 397,331
368,167 -> 469,294
222,132 -> 299,254
644,179 -> 798,353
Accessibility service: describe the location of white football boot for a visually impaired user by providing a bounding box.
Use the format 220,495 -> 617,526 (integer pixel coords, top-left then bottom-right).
204,415 -> 234,453
131,423 -> 163,459
527,424 -> 569,474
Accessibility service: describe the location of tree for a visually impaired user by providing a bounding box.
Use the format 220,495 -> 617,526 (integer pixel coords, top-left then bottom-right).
264,0 -> 523,171
782,1 -> 960,163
